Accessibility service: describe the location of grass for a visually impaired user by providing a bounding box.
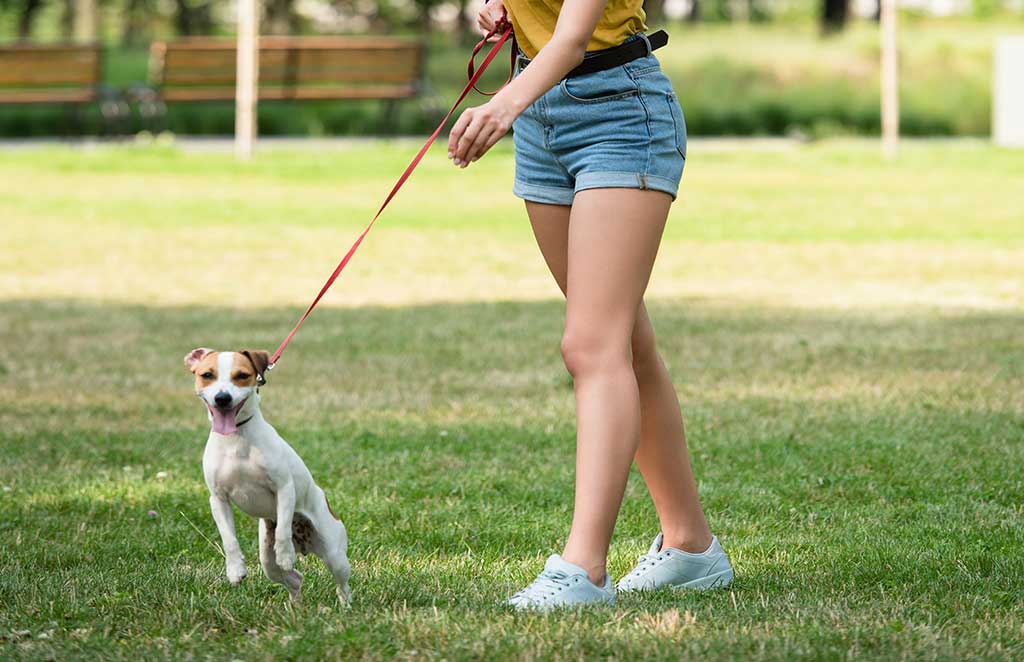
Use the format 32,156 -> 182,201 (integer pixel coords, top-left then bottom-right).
1,138 -> 1023,659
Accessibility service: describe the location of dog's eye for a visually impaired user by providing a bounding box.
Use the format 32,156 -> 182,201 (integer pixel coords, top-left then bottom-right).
234,372 -> 251,380
200,371 -> 215,380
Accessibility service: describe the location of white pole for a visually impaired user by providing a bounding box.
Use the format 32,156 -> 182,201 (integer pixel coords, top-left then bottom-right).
880,0 -> 899,158
993,37 -> 1024,148
235,0 -> 259,160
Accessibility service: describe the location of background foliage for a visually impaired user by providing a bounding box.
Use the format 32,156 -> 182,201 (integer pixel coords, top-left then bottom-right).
0,1 -> 1022,137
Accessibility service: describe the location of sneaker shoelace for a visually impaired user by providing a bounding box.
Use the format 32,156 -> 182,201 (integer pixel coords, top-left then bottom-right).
511,569 -> 576,604
626,551 -> 664,580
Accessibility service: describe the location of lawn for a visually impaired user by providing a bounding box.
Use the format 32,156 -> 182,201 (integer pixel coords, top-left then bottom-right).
1,138 -> 1022,659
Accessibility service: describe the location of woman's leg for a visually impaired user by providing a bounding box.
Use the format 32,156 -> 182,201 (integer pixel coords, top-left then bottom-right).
630,305 -> 713,553
526,193 -> 712,585
558,188 -> 667,584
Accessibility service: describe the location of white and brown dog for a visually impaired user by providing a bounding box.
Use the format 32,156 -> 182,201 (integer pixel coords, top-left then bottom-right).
185,347 -> 351,604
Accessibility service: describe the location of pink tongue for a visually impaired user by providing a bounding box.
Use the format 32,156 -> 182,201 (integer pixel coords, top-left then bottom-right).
210,404 -> 241,435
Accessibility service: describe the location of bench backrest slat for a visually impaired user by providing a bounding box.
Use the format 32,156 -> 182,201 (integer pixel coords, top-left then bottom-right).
151,38 -> 423,96
0,46 -> 101,88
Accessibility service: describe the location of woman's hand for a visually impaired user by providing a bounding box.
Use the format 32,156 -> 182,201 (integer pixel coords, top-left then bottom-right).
450,0 -> 607,168
477,0 -> 506,41
447,95 -> 518,167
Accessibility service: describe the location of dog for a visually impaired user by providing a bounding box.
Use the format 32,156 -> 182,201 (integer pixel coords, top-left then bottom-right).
185,347 -> 351,604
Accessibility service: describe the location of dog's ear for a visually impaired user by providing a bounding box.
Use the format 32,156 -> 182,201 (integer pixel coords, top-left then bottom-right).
185,347 -> 213,371
241,350 -> 270,383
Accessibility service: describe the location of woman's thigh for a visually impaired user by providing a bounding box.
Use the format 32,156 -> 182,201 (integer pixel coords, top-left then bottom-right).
526,201 -> 571,295
564,188 -> 671,348
526,194 -> 670,353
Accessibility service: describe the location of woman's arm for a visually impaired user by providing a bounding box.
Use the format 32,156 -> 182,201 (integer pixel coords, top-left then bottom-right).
447,0 -> 609,168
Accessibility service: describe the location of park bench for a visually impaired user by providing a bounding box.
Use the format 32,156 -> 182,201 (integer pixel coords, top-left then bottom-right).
0,44 -> 127,134
0,44 -> 130,135
146,36 -> 426,129
0,44 -> 102,106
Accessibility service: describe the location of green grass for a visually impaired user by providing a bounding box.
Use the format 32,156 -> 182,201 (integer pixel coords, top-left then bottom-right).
1,138 -> 1023,659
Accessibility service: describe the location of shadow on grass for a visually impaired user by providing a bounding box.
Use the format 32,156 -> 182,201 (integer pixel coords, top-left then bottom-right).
1,295 -> 1021,488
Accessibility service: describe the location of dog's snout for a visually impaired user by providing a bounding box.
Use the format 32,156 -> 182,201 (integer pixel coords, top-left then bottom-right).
214,391 -> 232,407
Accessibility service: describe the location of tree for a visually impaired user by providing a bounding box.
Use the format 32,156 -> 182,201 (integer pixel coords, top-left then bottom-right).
74,0 -> 99,42
60,0 -> 74,39
822,0 -> 849,33
411,0 -> 444,33
456,0 -> 473,44
15,0 -> 44,40
645,0 -> 665,24
174,0 -> 215,36
689,0 -> 702,22
265,0 -> 299,35
122,0 -> 158,45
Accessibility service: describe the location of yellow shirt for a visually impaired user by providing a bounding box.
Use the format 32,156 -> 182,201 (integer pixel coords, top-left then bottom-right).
505,1 -> 647,59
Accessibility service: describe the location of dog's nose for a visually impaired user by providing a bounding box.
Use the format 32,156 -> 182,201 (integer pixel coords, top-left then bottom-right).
214,391 -> 232,407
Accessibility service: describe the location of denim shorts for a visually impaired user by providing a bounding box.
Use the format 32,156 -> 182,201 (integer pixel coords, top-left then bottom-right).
511,34 -> 687,206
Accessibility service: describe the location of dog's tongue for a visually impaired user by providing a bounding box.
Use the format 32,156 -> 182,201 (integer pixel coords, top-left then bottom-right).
209,402 -> 244,435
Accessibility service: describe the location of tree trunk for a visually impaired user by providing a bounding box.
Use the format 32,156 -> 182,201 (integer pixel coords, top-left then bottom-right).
18,0 -> 44,41
264,0 -> 296,35
645,0 -> 665,24
174,0 -> 193,35
121,0 -> 147,46
689,0 -> 702,23
175,0 -> 213,36
822,0 -> 848,34
61,0 -> 74,40
457,0 -> 473,45
730,0 -> 749,22
74,0 -> 99,43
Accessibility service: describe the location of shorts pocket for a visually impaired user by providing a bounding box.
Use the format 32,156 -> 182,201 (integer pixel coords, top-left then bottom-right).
560,67 -> 639,104
665,92 -> 687,160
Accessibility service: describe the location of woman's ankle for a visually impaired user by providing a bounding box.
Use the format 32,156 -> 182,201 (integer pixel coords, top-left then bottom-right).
560,549 -> 608,586
662,529 -> 714,554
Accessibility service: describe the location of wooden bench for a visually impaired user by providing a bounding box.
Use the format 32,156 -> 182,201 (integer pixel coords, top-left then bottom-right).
148,36 -> 425,124
0,44 -> 102,106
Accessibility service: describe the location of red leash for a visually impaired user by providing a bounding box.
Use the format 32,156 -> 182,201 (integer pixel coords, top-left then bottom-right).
267,20 -> 515,371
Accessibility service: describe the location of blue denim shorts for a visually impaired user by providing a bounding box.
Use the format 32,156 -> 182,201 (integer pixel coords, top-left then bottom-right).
511,34 -> 687,206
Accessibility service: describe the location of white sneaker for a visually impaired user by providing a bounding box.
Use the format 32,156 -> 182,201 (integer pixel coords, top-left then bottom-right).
617,533 -> 734,593
508,554 -> 616,611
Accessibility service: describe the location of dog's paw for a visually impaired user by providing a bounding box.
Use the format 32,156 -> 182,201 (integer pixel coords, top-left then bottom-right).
275,539 -> 296,571
226,558 -> 247,585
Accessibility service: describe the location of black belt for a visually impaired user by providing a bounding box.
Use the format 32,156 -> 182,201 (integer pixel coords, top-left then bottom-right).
518,30 -> 669,79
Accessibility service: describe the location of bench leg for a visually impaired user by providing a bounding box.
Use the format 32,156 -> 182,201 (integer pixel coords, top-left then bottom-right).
99,93 -> 131,138
61,103 -> 85,138
379,99 -> 399,135
144,100 -> 168,135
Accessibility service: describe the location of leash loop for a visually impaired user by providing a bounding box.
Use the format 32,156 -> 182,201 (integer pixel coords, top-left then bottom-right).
468,10 -> 517,96
266,20 -> 516,371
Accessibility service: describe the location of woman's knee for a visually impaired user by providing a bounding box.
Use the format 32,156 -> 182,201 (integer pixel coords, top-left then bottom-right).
560,327 -> 633,379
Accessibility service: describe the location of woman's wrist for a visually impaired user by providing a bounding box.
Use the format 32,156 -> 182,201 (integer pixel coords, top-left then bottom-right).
492,87 -> 528,118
